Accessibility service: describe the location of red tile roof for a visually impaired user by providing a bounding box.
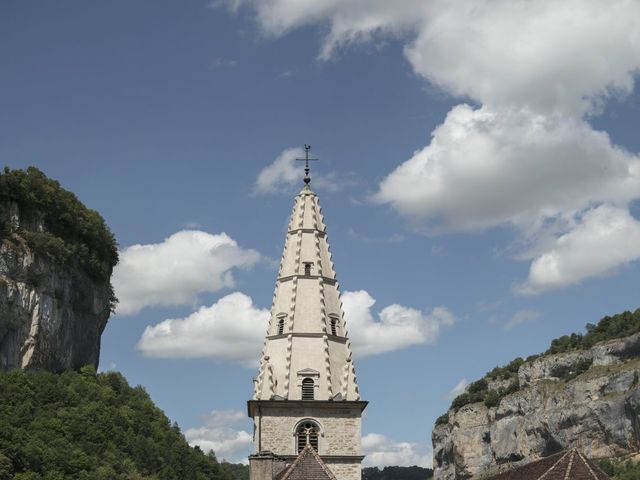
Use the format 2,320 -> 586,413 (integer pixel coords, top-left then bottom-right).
275,445 -> 338,480
484,449 -> 610,480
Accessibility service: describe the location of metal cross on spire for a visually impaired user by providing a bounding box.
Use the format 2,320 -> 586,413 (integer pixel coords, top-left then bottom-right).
296,144 -> 319,186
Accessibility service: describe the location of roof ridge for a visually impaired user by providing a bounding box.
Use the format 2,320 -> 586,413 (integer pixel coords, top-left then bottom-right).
279,445 -> 311,480
309,446 -> 338,480
576,450 -> 606,480
278,445 -> 337,480
482,449 -> 613,480
538,450 -> 571,480
562,450 -> 575,480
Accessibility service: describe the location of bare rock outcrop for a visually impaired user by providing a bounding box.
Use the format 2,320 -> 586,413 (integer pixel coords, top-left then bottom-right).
433,335 -> 640,479
0,199 -> 113,372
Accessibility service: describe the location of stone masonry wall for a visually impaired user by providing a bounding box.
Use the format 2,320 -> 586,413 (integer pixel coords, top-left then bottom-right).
256,405 -> 362,457
325,461 -> 362,480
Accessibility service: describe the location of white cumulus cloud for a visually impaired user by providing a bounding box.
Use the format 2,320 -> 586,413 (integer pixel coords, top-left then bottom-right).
226,0 -> 640,294
228,0 -> 640,114
137,292 -> 268,367
403,1 -> 640,115
362,433 -> 431,468
518,206 -> 640,295
113,230 -> 260,315
342,290 -> 454,357
185,410 -> 253,463
374,106 -> 640,233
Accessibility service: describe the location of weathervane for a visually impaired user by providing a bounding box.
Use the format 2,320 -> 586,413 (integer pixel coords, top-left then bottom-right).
296,144 -> 319,185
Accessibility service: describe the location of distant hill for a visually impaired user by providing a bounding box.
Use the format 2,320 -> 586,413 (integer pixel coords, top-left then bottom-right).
362,465 -> 433,480
0,367 -> 239,480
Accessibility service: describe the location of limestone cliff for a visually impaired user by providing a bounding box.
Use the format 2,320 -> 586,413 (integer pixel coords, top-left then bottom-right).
432,333 -> 640,479
0,167 -> 118,372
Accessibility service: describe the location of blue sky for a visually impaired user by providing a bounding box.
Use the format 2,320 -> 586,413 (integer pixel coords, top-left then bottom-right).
2,0 -> 640,467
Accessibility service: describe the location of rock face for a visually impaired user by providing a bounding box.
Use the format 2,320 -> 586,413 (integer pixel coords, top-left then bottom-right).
0,201 -> 112,372
432,334 -> 640,479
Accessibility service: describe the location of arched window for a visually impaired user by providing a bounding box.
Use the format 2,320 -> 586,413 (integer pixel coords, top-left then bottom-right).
304,262 -> 312,276
277,318 -> 285,335
296,421 -> 319,453
301,378 -> 314,400
330,318 -> 338,336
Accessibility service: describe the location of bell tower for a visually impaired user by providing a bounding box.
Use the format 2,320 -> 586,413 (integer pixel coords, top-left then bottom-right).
248,146 -> 367,480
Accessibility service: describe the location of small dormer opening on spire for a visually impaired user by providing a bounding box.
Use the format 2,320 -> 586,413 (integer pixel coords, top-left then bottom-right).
301,378 -> 315,400
303,262 -> 313,276
330,317 -> 338,336
277,316 -> 285,335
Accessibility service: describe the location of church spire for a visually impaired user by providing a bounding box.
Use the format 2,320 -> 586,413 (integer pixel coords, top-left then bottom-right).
253,153 -> 360,402
248,151 -> 367,480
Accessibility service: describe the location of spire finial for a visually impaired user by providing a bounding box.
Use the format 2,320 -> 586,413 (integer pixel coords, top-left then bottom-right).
296,144 -> 319,186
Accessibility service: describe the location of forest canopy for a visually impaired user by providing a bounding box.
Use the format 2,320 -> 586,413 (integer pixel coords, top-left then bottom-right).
0,367 -> 239,480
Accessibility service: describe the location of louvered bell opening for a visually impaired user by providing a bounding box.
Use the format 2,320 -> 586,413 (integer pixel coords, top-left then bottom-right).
297,431 -> 306,453
309,431 -> 318,451
297,423 -> 319,453
330,319 -> 337,336
301,378 -> 315,400
277,318 -> 285,335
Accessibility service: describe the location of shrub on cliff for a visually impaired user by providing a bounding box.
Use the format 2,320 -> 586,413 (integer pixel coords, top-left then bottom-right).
597,458 -> 640,480
547,309 -> 640,354
0,367 -> 236,480
486,357 -> 524,381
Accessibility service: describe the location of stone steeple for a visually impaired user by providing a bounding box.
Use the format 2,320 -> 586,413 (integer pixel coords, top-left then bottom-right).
253,181 -> 360,402
248,149 -> 367,480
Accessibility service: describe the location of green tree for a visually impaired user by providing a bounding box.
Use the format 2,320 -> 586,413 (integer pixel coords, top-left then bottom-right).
0,452 -> 13,480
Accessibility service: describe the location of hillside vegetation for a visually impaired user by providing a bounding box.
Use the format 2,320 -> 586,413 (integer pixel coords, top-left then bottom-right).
440,308 -> 640,419
597,458 -> 640,480
0,367 -> 238,480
